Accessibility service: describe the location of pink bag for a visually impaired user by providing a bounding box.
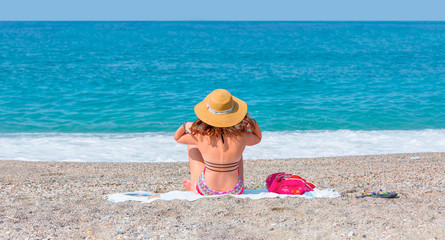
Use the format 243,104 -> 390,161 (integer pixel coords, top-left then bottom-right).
266,172 -> 316,195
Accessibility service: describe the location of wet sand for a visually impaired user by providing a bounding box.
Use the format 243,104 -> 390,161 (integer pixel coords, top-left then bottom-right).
1,152 -> 444,239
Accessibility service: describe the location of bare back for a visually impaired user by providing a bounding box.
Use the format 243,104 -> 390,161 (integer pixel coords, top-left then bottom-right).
191,133 -> 244,190
175,120 -> 261,192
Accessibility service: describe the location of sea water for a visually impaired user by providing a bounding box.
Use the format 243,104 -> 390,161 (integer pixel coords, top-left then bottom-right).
0,21 -> 444,162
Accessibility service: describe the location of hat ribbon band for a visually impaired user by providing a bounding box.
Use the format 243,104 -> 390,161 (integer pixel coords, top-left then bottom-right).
207,103 -> 234,115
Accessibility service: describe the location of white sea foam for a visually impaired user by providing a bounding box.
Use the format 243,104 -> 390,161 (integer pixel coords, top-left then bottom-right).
1,130 -> 444,162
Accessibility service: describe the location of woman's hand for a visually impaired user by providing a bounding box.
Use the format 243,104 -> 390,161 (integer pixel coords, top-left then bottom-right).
246,123 -> 252,132
185,121 -> 193,130
183,121 -> 194,135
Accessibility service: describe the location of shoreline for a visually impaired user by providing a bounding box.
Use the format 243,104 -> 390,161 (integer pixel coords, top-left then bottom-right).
1,150 -> 443,162
1,152 -> 444,239
2,129 -> 445,162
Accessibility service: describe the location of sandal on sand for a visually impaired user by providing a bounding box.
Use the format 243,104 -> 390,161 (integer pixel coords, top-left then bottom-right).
356,190 -> 376,198
356,189 -> 398,198
376,189 -> 398,198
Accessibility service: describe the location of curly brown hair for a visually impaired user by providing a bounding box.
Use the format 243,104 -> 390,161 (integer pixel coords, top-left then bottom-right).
190,114 -> 257,138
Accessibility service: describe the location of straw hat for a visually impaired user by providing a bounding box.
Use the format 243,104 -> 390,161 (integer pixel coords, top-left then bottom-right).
194,89 -> 247,127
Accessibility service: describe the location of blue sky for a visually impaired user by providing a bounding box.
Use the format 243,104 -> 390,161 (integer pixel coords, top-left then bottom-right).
1,0 -> 444,21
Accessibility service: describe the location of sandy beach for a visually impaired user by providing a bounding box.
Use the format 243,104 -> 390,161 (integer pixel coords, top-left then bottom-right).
0,152 -> 444,239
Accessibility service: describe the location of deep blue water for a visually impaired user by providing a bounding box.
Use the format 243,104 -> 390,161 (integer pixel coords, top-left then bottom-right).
1,21 -> 444,133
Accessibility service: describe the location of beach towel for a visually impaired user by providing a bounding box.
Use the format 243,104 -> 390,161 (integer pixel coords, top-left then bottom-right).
105,188 -> 340,203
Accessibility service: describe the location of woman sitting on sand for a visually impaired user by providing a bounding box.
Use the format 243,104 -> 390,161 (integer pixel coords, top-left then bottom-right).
174,89 -> 262,195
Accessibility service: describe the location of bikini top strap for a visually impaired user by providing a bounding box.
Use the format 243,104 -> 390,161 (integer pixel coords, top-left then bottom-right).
204,159 -> 240,172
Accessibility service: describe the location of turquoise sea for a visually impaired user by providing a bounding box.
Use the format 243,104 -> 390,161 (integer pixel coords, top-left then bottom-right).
0,21 -> 444,161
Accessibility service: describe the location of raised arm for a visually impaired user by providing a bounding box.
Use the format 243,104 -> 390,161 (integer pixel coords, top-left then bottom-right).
245,120 -> 262,146
174,122 -> 197,145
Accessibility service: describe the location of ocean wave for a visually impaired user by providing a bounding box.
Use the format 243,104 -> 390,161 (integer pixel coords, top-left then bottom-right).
1,130 -> 444,162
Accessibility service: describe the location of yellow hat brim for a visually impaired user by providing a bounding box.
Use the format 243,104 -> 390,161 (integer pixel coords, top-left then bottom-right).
194,96 -> 247,128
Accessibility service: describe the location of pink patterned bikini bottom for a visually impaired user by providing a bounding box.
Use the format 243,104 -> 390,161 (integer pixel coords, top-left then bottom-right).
196,167 -> 244,195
